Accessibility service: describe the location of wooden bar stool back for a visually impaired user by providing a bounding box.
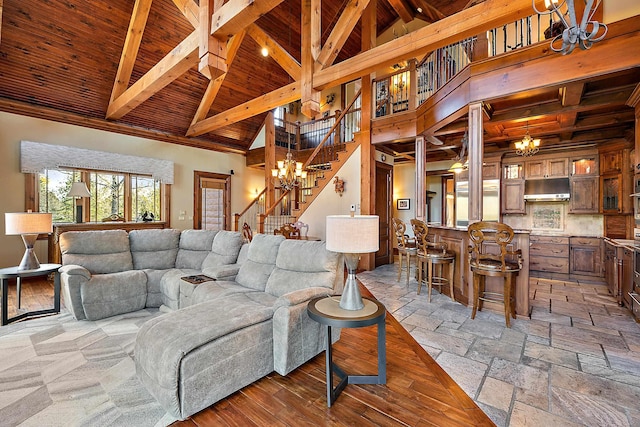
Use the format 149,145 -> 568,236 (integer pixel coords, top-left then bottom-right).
391,218 -> 417,285
468,221 -> 523,327
411,219 -> 455,302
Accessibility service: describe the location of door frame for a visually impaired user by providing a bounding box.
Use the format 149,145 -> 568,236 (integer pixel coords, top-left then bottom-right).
193,171 -> 231,230
375,161 -> 393,267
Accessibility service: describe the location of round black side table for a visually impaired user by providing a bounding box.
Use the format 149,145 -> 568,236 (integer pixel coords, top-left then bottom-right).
307,296 -> 386,407
0,263 -> 61,325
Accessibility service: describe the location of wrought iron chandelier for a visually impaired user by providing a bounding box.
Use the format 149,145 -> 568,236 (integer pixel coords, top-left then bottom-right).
533,0 -> 608,55
271,129 -> 307,191
515,124 -> 541,157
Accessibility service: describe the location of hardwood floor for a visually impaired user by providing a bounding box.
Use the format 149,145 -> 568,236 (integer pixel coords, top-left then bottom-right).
9,278 -> 494,426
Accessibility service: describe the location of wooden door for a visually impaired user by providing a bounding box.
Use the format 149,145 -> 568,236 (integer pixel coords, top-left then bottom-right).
194,171 -> 231,230
375,162 -> 393,267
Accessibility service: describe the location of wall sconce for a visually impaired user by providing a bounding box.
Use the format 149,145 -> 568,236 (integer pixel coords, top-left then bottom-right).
333,176 -> 345,197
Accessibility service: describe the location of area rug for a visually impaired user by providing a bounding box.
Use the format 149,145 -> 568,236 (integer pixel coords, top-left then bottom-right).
0,309 -> 177,427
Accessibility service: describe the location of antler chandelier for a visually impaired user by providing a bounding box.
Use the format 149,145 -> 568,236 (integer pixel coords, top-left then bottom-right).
271,151 -> 306,191
515,124 -> 541,157
533,0 -> 608,55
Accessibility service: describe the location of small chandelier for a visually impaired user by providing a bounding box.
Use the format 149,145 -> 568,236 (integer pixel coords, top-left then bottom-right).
515,124 -> 541,157
533,0 -> 608,55
271,132 -> 307,191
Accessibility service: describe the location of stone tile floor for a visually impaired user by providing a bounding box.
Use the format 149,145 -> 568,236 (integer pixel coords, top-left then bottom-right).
358,264 -> 640,427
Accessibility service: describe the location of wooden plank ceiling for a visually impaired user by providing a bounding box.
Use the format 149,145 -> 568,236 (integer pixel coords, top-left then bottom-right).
0,0 -> 469,153
2,0 -> 634,160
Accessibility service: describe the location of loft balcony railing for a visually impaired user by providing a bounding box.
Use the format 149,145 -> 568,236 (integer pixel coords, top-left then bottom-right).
374,13 -> 557,119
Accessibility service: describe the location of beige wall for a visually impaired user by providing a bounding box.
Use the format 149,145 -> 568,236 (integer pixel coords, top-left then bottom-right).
0,111 -> 263,267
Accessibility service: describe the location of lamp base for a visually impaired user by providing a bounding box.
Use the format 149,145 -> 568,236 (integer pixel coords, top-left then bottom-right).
18,234 -> 41,271
339,253 -> 364,310
75,204 -> 83,223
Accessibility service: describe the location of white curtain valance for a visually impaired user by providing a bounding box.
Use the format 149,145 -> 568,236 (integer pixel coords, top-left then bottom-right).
20,141 -> 174,184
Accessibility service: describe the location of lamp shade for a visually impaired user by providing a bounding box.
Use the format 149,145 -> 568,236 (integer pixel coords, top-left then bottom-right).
67,182 -> 91,198
326,215 -> 379,253
5,212 -> 53,235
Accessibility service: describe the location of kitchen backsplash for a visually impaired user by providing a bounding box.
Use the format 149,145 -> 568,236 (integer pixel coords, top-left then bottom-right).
504,202 -> 603,236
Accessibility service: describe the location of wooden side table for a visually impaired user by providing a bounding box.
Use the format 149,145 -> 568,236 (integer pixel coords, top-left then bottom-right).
307,296 -> 386,407
0,263 -> 61,326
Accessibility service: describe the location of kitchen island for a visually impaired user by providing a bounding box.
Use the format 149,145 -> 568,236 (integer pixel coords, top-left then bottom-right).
426,224 -> 531,319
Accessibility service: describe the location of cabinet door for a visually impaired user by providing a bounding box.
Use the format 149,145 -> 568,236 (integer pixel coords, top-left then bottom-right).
501,181 -> 525,214
569,176 -> 599,214
571,245 -> 600,276
525,160 -> 545,179
601,151 -> 622,174
622,248 -> 633,307
547,158 -> 569,178
483,162 -> 500,180
601,174 -> 621,213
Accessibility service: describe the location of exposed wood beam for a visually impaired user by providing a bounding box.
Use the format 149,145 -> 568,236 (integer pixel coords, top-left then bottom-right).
199,0 -> 227,80
313,0 -> 546,89
301,0 -> 320,118
0,98 -> 245,154
246,24 -> 301,81
387,0 -> 414,23
109,0 -> 153,105
187,82 -> 301,136
106,31 -> 199,120
315,0 -> 370,70
415,0 -> 446,22
211,0 -> 283,40
190,30 -> 246,127
561,82 -> 585,106
0,0 -> 4,44
171,0 -> 199,28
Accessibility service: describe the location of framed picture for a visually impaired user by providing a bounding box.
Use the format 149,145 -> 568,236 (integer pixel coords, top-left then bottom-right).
397,199 -> 410,210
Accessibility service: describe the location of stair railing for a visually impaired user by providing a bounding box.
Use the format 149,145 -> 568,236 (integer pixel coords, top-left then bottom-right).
234,188 -> 266,232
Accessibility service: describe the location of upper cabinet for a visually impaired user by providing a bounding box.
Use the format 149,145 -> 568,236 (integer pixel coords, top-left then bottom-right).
599,144 -> 633,215
501,161 -> 525,214
569,153 -> 599,214
525,157 -> 569,178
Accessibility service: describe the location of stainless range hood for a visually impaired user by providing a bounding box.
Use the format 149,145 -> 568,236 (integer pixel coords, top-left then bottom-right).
524,178 -> 570,201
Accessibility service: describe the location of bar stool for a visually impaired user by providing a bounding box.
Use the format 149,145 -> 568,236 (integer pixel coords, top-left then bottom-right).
411,219 -> 455,302
468,221 -> 523,328
391,218 -> 417,285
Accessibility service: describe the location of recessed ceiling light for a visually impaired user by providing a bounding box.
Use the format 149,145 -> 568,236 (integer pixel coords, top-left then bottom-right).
261,47 -> 268,57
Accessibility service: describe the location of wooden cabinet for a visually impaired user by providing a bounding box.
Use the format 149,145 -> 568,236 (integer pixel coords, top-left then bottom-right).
501,162 -> 525,214
569,153 -> 599,214
530,235 -> 569,274
525,158 -> 568,179
604,240 -> 617,299
482,161 -> 501,180
621,247 -> 633,308
599,145 -> 633,217
569,237 -> 602,277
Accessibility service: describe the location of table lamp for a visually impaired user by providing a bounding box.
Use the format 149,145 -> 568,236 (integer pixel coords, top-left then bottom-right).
67,182 -> 91,223
5,211 -> 53,270
326,214 -> 379,310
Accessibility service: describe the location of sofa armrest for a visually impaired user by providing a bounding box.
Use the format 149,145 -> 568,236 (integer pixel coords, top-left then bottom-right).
273,287 -> 333,310
201,264 -> 242,281
272,288 -> 339,375
59,264 -> 92,280
59,265 -> 91,320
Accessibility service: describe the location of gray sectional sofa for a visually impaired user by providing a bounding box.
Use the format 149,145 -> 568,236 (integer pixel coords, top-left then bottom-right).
58,228 -> 343,420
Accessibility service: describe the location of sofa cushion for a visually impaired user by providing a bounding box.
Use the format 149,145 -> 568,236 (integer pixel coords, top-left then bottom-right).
201,230 -> 244,269
80,270 -> 147,320
176,230 -> 218,270
160,268 -> 203,310
234,234 -> 285,291
130,229 -> 181,270
265,240 -> 341,297
60,230 -> 133,274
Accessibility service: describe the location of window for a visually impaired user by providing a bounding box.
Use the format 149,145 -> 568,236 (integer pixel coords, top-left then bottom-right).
37,168 -> 162,223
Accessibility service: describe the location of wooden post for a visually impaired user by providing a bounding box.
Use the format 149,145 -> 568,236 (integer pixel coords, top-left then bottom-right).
415,135 -> 425,221
265,111 -> 276,208
468,102 -> 484,223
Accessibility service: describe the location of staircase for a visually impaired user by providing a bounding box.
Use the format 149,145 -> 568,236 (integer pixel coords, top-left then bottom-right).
236,91 -> 362,234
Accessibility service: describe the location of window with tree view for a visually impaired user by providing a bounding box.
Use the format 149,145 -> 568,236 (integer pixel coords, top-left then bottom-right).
38,169 -> 162,223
